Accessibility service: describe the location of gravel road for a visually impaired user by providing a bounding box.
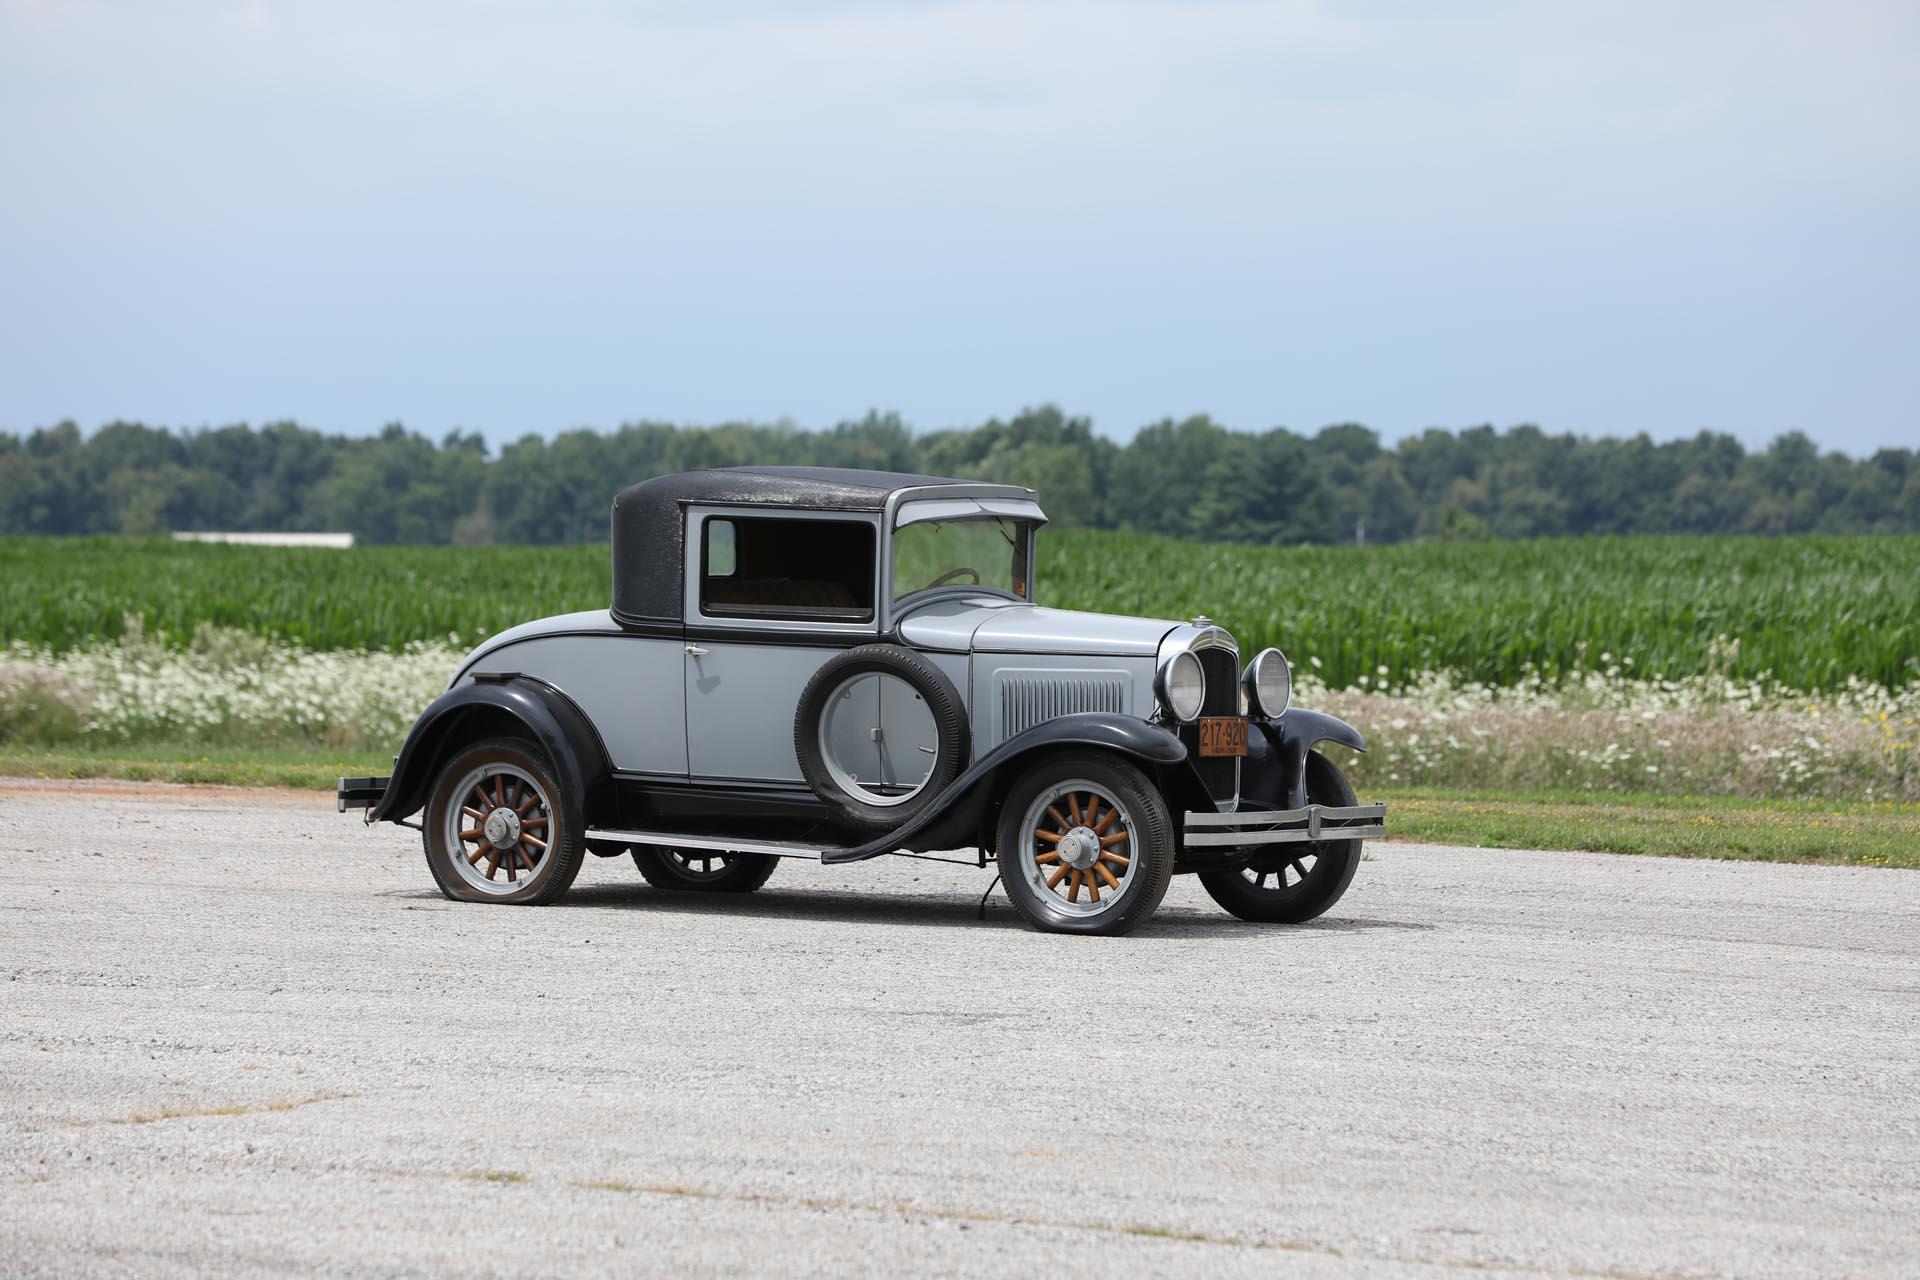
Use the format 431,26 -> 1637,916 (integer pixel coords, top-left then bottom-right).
3,779 -> 1916,1278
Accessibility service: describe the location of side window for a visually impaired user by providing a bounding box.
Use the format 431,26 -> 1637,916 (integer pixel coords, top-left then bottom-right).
700,516 -> 876,622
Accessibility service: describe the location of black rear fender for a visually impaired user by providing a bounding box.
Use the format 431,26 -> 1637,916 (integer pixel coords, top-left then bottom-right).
370,676 -> 613,826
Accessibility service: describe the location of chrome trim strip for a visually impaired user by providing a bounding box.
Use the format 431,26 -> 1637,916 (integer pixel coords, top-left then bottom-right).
1181,803 -> 1386,847
1184,825 -> 1386,847
584,827 -> 840,860
1184,803 -> 1385,826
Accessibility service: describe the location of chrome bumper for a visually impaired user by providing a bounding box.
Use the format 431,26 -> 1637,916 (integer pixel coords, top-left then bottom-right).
1183,803 -> 1386,847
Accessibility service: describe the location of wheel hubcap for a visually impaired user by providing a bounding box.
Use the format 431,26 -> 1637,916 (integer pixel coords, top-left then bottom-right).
1057,827 -> 1100,869
483,807 -> 522,849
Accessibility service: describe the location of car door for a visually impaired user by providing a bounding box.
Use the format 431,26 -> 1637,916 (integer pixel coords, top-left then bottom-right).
681,507 -> 882,784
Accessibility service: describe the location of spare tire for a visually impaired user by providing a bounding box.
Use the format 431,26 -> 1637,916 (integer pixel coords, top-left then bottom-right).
794,644 -> 969,834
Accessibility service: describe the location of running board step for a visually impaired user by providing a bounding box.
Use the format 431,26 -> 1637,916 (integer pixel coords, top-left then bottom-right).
584,827 -> 857,862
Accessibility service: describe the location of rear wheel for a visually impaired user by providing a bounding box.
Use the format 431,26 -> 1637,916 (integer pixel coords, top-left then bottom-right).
1199,750 -> 1363,923
422,737 -> 585,905
631,847 -> 777,893
995,752 -> 1174,936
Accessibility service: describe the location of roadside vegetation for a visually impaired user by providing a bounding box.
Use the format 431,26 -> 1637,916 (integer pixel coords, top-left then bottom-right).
4,621 -> 1914,804
3,529 -> 1913,864
1379,789 -> 1918,868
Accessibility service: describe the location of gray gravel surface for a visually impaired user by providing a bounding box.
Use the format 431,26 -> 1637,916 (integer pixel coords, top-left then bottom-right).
3,779 -> 1916,1278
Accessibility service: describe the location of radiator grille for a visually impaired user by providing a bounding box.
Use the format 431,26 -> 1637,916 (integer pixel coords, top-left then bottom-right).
997,672 -> 1128,740
1178,642 -> 1241,806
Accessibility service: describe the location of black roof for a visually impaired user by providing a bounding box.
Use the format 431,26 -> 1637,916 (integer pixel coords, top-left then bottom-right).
620,466 -> 985,515
609,467 -> 1029,625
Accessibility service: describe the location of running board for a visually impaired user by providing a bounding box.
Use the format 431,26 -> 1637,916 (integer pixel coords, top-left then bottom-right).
584,827 -> 854,862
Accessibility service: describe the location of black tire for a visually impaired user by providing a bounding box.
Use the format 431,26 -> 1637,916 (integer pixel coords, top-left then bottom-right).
793,644 -> 968,834
422,737 -> 586,906
995,751 -> 1175,936
631,847 -> 778,893
1199,750 -> 1363,923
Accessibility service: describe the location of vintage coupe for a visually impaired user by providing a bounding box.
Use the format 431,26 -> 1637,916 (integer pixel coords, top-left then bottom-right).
339,467 -> 1385,935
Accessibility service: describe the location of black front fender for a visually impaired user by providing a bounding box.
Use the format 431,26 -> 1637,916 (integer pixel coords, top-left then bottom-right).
369,676 -> 612,826
823,713 -> 1186,864
1251,707 -> 1367,810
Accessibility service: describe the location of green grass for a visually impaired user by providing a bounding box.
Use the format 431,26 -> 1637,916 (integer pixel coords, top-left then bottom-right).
1376,787 -> 1919,868
3,744 -> 1911,867
4,532 -> 1917,690
0,744 -> 391,790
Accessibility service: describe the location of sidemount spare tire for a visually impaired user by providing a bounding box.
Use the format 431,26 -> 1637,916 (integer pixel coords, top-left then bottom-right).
794,644 -> 969,834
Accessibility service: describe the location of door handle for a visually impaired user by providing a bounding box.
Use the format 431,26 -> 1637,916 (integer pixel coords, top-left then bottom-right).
685,644 -> 710,657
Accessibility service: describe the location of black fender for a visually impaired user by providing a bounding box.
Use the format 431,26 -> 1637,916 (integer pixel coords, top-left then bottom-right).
1249,707 -> 1367,810
369,675 -> 613,827
823,712 -> 1186,864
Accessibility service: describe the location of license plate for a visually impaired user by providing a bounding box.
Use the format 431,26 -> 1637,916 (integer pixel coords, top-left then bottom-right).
1198,716 -> 1247,757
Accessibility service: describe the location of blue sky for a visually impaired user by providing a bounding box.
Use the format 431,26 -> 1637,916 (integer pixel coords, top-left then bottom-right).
2,0 -> 1915,453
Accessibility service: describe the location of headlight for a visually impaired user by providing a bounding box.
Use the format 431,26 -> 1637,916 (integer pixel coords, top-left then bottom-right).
1243,647 -> 1291,718
1157,649 -> 1206,722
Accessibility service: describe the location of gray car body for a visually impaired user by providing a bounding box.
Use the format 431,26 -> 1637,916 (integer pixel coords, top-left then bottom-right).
348,466 -> 1380,867
449,475 -> 1204,790
452,597 -> 1201,789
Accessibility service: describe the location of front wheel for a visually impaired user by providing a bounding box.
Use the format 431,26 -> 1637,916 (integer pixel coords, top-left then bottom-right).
631,847 -> 777,893
995,752 -> 1175,936
422,738 -> 586,905
1199,750 -> 1363,923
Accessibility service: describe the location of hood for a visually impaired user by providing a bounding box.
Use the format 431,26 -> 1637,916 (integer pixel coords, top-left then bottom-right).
896,599 -> 1177,657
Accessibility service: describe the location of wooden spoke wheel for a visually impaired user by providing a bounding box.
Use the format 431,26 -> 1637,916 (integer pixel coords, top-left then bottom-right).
443,760 -> 553,895
996,753 -> 1175,936
423,737 -> 584,906
1015,779 -> 1141,917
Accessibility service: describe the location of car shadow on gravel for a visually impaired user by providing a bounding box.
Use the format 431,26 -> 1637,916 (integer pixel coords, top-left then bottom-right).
482,882 -> 1439,938
556,883 -> 1028,931
1143,908 -> 1436,938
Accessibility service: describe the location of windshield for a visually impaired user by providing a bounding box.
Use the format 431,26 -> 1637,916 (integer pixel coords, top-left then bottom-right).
890,516 -> 1030,603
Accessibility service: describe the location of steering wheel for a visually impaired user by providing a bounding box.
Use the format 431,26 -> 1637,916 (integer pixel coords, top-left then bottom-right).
923,566 -> 982,589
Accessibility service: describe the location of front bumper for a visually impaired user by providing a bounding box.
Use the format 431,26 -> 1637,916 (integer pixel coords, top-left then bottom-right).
337,776 -> 390,814
1182,803 -> 1386,847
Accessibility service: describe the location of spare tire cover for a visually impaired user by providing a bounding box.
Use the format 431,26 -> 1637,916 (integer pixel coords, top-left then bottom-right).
793,644 -> 969,834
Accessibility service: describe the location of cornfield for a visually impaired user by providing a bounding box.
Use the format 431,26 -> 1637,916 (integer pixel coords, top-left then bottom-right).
2,533 -> 1914,691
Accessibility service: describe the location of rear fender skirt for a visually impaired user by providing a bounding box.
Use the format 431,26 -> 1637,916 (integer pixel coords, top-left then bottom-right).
1258,708 -> 1367,810
822,712 -> 1185,864
369,676 -> 613,826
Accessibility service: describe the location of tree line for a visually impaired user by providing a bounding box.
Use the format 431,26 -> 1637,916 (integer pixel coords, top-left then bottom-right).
2,409 -> 1916,545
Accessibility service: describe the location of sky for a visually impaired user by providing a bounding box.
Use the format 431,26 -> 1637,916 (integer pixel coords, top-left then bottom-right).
1,0 -> 1916,454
